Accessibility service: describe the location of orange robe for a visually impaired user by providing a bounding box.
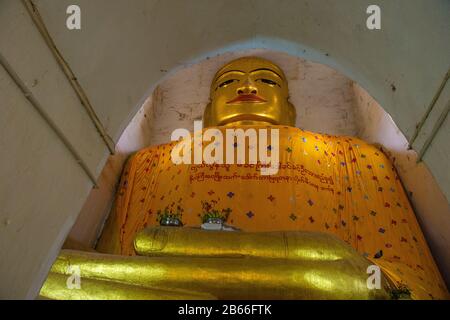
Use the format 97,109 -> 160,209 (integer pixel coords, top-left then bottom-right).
97,125 -> 449,299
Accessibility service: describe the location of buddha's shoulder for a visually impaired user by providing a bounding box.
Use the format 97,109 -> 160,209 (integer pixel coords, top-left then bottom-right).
287,127 -> 386,155
331,134 -> 384,153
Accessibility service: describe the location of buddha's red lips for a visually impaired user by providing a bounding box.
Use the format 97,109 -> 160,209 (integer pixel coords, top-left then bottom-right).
226,94 -> 267,104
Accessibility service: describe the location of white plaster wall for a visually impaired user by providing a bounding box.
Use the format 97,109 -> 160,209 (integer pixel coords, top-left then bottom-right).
0,0 -> 448,299
353,84 -> 450,286
0,1 -> 106,299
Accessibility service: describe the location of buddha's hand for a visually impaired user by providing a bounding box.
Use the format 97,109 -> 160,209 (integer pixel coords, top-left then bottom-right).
131,227 -> 395,299
40,227 -> 396,300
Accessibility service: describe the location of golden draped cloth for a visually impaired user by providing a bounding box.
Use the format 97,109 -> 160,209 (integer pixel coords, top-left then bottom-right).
97,125 -> 449,299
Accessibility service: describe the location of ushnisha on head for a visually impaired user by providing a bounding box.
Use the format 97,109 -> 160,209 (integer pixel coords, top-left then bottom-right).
203,57 -> 296,128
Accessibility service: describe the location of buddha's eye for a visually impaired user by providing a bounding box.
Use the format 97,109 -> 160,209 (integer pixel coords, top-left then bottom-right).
217,79 -> 238,89
258,78 -> 279,87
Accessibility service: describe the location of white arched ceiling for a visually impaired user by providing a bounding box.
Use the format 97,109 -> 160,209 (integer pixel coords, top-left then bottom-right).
0,0 -> 448,298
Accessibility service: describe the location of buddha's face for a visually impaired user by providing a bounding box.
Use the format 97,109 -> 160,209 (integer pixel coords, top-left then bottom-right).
203,57 -> 296,127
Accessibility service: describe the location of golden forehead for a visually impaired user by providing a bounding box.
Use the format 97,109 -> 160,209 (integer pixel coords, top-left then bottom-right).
212,57 -> 287,84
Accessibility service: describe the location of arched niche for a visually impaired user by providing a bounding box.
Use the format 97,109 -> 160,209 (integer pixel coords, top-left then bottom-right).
67,49 -> 450,290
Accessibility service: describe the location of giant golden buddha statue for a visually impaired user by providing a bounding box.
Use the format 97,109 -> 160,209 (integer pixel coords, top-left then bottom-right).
40,57 -> 449,300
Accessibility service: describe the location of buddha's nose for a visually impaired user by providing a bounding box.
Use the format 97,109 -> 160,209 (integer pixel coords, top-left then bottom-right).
237,78 -> 257,95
